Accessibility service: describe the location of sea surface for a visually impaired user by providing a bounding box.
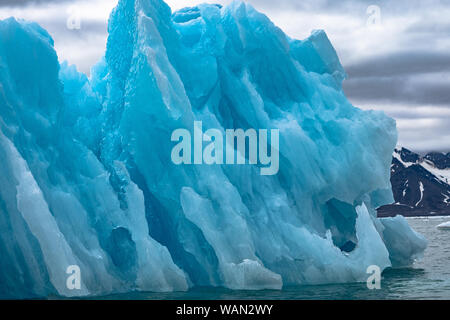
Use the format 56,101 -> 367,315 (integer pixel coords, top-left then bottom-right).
93,216 -> 450,300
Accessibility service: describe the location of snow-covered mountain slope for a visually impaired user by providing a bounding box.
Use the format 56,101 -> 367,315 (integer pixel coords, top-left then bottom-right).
378,148 -> 450,217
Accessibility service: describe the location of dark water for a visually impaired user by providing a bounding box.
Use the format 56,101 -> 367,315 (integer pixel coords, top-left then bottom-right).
93,217 -> 450,300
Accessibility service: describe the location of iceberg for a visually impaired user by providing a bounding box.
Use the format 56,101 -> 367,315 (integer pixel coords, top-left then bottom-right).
437,221 -> 450,230
0,0 -> 427,298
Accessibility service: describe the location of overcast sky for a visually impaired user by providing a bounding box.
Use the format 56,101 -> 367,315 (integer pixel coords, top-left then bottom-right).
0,0 -> 449,153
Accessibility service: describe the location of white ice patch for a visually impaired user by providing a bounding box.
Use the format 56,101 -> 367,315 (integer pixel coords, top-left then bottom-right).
393,151 -> 415,168
437,221 -> 450,230
415,181 -> 424,207
442,193 -> 450,204
421,160 -> 450,185
0,133 -> 89,297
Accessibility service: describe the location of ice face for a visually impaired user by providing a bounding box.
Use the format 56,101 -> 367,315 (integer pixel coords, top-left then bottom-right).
0,0 -> 426,298
0,16 -> 187,298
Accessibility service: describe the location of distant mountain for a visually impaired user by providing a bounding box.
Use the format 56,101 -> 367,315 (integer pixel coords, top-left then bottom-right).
377,148 -> 450,217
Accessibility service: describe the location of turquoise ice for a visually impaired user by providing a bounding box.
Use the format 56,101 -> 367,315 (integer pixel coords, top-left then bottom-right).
0,0 -> 426,298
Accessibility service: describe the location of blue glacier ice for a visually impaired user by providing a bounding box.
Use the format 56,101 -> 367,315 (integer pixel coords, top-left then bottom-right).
0,0 -> 427,298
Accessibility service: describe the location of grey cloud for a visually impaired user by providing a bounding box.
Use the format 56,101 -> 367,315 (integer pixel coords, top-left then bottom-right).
0,0 -> 72,7
406,21 -> 450,36
41,19 -> 108,37
386,107 -> 450,120
247,0 -> 450,15
398,122 -> 450,153
343,48 -> 450,109
344,75 -> 450,107
344,51 -> 450,78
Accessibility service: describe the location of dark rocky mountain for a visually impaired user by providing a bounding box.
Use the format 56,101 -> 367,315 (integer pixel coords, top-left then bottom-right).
424,152 -> 450,170
377,148 -> 450,217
